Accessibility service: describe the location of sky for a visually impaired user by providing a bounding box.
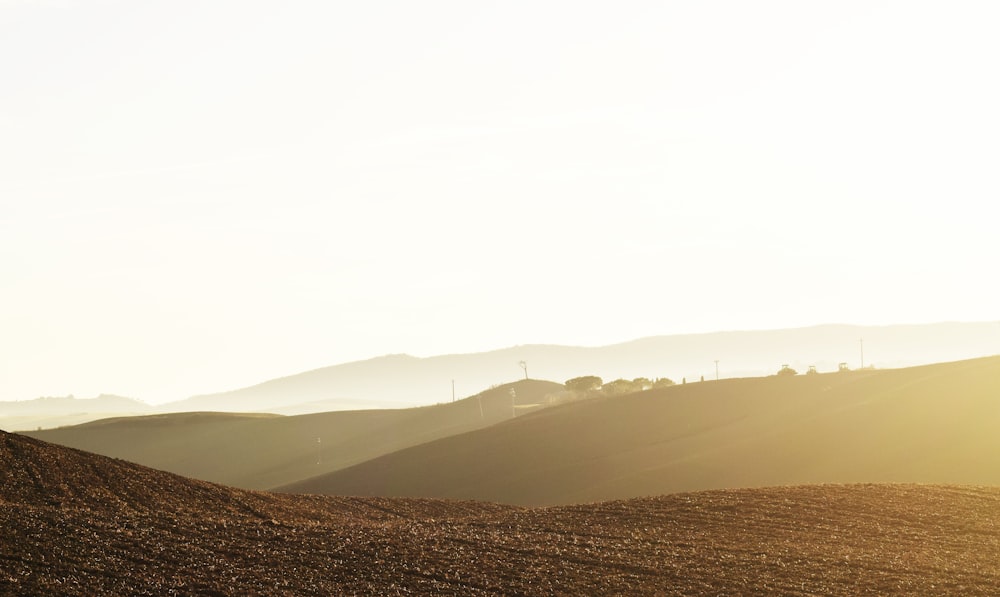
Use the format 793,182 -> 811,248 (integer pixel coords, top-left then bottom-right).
1,1 -> 998,404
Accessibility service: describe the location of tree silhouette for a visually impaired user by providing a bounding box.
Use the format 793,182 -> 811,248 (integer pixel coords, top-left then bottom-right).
565,376 -> 602,393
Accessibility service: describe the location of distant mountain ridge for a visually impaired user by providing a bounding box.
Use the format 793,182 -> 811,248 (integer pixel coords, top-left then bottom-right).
5,322 -> 999,430
159,321 -> 1000,413
0,394 -> 152,431
0,394 -> 150,415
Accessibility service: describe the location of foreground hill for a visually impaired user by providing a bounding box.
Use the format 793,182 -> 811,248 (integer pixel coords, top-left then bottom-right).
281,356 -> 1000,505
158,322 -> 1000,413
4,431 -> 1000,595
24,380 -> 563,490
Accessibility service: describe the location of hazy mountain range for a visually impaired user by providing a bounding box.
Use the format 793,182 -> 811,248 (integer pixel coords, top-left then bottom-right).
0,394 -> 152,432
145,321 -> 1000,412
4,321 -> 998,431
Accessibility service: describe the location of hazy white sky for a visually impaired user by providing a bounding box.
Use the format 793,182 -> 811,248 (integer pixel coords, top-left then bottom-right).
2,1 -> 998,403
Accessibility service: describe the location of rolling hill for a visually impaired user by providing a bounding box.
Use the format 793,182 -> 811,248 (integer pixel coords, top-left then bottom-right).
280,356 -> 1000,505
24,379 -> 564,490
4,430 -> 1000,594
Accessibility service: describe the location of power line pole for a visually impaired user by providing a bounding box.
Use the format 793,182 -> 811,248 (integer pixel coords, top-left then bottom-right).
860,338 -> 865,369
714,360 -> 719,381
452,379 -> 455,402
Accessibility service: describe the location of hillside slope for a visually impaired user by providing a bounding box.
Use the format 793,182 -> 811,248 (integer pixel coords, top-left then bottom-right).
281,356 -> 1000,505
4,431 -> 1000,595
25,380 -> 563,490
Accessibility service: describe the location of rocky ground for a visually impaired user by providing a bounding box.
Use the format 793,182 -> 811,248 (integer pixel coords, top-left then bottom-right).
4,430 -> 1000,595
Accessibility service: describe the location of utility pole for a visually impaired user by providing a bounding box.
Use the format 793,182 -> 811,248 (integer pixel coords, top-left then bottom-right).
860,338 -> 865,369
714,360 -> 719,381
452,379 -> 455,402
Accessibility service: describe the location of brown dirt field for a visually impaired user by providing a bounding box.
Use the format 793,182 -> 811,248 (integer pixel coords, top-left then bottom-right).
4,431 -> 1000,595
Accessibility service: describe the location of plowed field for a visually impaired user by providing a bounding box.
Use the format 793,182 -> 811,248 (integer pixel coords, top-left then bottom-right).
4,431 -> 1000,595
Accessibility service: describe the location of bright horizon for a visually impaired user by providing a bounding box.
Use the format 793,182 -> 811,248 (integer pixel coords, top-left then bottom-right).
2,1 -> 998,404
